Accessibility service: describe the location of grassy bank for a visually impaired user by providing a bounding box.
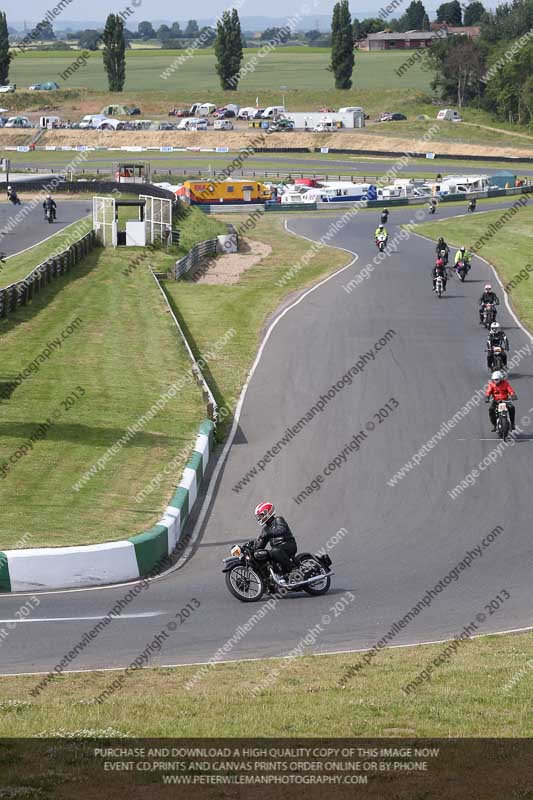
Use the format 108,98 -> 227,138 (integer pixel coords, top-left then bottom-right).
414,205 -> 533,331
163,212 -> 348,438
0,208 -> 224,548
0,632 -> 531,737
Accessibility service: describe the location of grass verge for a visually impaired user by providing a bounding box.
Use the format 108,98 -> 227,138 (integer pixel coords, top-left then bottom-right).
162,212 -> 348,439
0,208 -> 225,548
0,632 -> 531,737
414,205 -> 533,331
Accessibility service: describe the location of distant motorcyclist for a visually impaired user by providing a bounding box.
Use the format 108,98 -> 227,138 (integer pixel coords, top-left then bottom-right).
435,237 -> 449,262
479,283 -> 499,324
432,258 -> 447,292
7,185 -> 20,205
454,245 -> 472,268
487,322 -> 509,371
43,194 -> 56,220
428,198 -> 437,214
380,209 -> 389,224
485,371 -> 516,431
468,197 -> 477,212
254,502 -> 297,578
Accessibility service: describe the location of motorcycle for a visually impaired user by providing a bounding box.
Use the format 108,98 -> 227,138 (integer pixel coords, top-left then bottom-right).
495,400 -> 512,439
7,192 -> 20,206
375,235 -> 387,252
489,345 -> 507,375
455,259 -> 469,282
44,206 -> 54,224
482,302 -> 497,329
222,540 -> 334,602
435,274 -> 444,298
428,203 -> 436,215
468,200 -> 477,213
380,212 -> 389,225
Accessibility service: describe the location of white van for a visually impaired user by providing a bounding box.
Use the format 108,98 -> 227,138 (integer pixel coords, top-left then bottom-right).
338,106 -> 363,113
436,108 -> 463,122
262,106 -> 286,118
79,114 -> 107,128
314,120 -> 336,132
238,107 -> 257,119
39,115 -> 61,128
197,102 -> 216,116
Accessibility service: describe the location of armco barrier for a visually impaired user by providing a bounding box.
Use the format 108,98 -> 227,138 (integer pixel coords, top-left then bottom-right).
0,418 -> 214,591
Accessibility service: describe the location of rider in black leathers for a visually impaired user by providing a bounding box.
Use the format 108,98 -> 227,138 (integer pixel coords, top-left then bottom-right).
479,285 -> 499,323
254,502 -> 297,575
487,323 -> 509,370
43,194 -> 57,220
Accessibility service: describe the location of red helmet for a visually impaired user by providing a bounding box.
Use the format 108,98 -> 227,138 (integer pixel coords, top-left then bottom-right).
255,501 -> 275,525
436,258 -> 444,267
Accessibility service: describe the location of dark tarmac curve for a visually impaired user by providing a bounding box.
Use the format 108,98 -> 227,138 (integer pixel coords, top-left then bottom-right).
0,200 -> 531,677
0,200 -> 91,260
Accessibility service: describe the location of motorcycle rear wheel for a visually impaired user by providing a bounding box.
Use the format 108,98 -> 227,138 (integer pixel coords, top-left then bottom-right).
297,556 -> 331,596
225,565 -> 265,602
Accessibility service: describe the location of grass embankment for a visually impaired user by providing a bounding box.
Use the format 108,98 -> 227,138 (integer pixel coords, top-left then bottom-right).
415,205 -> 533,331
0,633 -> 531,736
163,213 -> 348,438
0,208 -> 224,548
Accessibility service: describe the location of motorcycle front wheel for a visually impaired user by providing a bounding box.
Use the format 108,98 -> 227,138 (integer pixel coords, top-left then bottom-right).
498,417 -> 510,439
225,564 -> 265,602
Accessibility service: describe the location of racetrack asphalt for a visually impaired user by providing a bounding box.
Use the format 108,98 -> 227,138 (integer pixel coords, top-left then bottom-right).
0,200 -> 531,678
0,199 -> 91,259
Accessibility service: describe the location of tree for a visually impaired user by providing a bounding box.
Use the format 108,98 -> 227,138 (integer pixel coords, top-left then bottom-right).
137,21 -> 155,40
436,1 -> 462,24
463,1 -> 486,25
421,12 -> 431,30
404,0 -> 427,29
261,26 -> 291,42
199,26 -> 216,47
305,29 -> 322,42
427,36 -> 485,105
185,20 -> 200,38
38,22 -> 55,40
331,0 -> 354,89
215,9 -> 243,90
102,14 -> 126,92
157,24 -> 172,43
0,12 -> 11,85
360,18 -> 384,35
170,22 -> 182,37
78,29 -> 101,50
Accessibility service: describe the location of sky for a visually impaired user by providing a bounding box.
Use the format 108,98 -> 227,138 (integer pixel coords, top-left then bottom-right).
4,0 -> 502,26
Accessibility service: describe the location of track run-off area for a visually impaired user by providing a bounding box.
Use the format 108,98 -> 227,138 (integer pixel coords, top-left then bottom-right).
0,199 -> 532,679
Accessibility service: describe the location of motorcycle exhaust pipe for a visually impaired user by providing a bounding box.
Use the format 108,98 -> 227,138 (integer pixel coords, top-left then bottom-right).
268,567 -> 334,588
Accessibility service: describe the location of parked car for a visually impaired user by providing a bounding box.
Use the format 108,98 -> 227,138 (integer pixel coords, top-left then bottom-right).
79,114 -> 108,129
377,112 -> 407,122
314,120 -> 337,132
5,115 -> 31,127
238,107 -> 257,119
319,107 -> 335,113
188,118 -> 208,130
168,107 -> 189,117
253,109 -> 265,118
214,119 -> 234,130
28,81 -> 60,91
125,106 -> 141,116
0,84 -> 15,93
269,118 -> 294,132
0,116 -> 9,127
389,113 -> 407,121
214,108 -> 236,119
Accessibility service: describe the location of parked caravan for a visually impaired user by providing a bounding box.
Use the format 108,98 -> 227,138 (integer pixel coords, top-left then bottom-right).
176,179 -> 271,204
262,106 -> 286,118
436,108 -> 463,122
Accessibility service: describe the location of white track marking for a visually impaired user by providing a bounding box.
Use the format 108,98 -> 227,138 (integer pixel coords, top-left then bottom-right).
2,624 -> 532,678
0,612 -> 162,623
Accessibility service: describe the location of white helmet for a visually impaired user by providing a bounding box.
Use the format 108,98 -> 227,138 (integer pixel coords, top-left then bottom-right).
491,371 -> 504,382
490,322 -> 500,332
484,283 -> 492,291
378,224 -> 384,229
7,185 -> 11,190
47,194 -> 51,199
